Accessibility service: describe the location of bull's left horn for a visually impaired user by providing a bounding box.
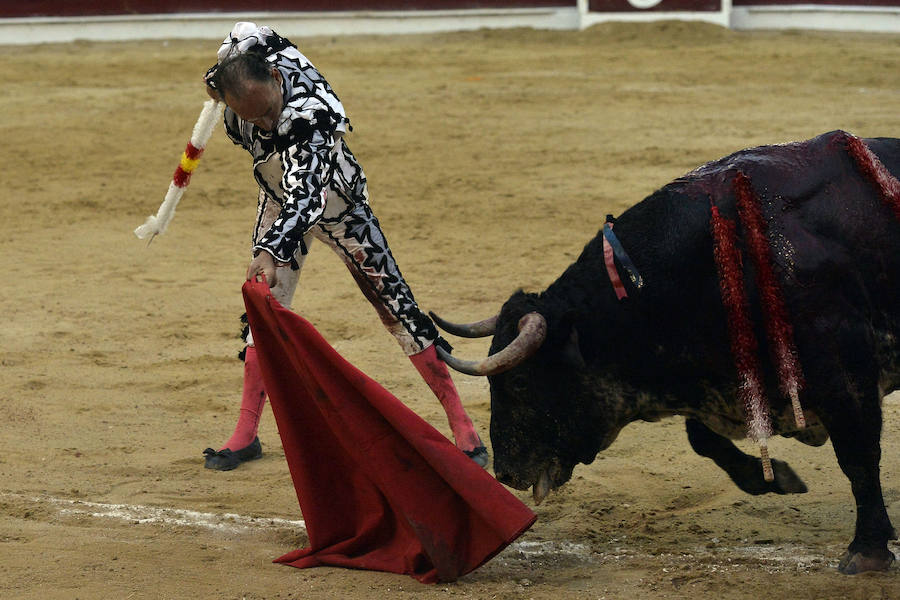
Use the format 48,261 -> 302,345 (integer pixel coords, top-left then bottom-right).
436,312 -> 547,376
429,311 -> 497,338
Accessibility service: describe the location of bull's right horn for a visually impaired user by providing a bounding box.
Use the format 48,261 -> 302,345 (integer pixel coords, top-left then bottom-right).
429,311 -> 497,338
435,312 -> 547,376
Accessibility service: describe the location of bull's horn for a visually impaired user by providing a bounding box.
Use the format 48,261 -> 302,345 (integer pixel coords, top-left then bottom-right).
435,312 -> 547,376
533,468 -> 552,505
429,311 -> 497,338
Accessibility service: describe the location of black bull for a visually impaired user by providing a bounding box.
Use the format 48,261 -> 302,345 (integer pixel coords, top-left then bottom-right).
432,130 -> 900,574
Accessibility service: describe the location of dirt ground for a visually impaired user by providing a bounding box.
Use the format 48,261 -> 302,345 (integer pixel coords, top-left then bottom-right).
2,20 -> 900,600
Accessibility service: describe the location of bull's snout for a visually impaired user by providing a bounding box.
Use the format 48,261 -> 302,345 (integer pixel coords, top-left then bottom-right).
495,467 -> 553,504
493,470 -> 514,487
493,468 -> 528,491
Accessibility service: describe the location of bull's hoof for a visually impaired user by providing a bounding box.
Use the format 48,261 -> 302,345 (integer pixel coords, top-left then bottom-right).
837,549 -> 895,574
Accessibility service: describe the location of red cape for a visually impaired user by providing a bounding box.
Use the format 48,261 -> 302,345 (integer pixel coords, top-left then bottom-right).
242,279 -> 536,583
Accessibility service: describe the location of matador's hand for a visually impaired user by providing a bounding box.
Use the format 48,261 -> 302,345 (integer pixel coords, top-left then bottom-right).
247,251 -> 278,288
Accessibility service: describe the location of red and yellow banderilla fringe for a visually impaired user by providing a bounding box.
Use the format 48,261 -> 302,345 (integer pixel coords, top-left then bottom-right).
173,143 -> 205,188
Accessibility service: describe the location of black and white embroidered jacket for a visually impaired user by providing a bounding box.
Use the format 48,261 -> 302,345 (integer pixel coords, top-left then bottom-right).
206,22 -> 353,263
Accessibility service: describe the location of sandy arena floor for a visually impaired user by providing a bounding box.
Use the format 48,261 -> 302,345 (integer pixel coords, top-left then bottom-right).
2,20 -> 900,599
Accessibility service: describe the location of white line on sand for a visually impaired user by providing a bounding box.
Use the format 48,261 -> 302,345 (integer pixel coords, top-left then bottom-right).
9,493 -> 591,559
23,494 -> 307,533
4,493 -> 842,570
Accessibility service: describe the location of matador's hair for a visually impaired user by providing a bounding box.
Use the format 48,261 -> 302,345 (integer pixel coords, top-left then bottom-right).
210,50 -> 275,99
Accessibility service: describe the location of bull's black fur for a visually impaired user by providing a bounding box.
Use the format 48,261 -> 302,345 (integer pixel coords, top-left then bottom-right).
477,131 -> 900,573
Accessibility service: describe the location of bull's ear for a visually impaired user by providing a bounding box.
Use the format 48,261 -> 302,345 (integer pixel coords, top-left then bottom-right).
552,311 -> 585,369
560,326 -> 586,369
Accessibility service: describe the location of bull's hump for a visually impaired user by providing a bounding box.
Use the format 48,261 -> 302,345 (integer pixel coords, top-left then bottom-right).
667,130 -> 856,207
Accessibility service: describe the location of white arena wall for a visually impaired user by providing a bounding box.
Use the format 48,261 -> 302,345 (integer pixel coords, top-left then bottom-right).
0,0 -> 898,45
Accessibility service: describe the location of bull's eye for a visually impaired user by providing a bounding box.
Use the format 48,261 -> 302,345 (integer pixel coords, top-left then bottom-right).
505,370 -> 530,393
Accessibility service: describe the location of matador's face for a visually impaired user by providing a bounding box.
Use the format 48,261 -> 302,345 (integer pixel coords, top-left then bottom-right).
223,68 -> 284,132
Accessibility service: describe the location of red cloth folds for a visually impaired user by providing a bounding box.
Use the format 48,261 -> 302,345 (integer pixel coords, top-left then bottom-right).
241,279 -> 536,583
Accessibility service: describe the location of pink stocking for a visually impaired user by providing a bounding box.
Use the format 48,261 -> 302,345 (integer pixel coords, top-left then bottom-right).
220,345 -> 267,451
409,344 -> 483,452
